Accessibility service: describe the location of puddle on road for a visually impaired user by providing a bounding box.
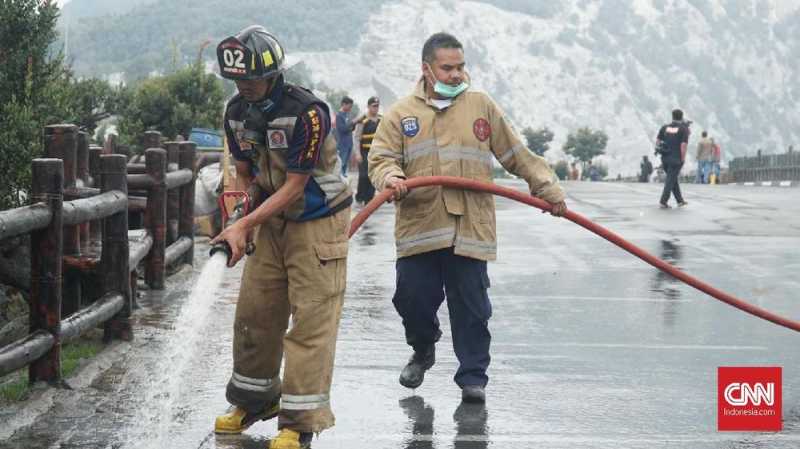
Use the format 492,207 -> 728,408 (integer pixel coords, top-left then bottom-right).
397,396 -> 490,449
649,240 -> 684,299
649,240 -> 685,327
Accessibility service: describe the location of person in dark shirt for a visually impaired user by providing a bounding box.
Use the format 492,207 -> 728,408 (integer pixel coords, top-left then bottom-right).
640,155 -> 653,182
655,109 -> 690,208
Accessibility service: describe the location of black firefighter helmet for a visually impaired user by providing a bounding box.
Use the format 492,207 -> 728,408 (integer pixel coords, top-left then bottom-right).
217,25 -> 286,81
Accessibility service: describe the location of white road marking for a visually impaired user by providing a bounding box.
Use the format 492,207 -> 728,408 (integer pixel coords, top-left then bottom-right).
494,294 -> 693,303
329,433 -> 800,443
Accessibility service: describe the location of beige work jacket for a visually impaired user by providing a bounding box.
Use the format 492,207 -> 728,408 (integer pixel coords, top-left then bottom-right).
368,80 -> 564,261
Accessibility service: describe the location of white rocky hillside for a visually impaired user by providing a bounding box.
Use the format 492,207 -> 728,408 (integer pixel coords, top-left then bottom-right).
295,0 -> 800,177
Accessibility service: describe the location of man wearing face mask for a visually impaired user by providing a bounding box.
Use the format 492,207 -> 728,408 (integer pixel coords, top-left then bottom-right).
212,25 -> 352,449
368,32 -> 566,404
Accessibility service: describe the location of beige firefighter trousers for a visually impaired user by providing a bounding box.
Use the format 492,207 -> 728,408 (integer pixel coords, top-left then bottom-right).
225,207 -> 350,433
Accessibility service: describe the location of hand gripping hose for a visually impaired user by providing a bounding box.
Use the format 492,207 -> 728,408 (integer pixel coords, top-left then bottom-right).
349,176 -> 800,333
209,191 -> 256,265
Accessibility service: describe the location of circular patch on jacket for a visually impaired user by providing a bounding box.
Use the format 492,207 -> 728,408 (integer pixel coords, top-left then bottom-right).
473,118 -> 491,142
401,116 -> 420,137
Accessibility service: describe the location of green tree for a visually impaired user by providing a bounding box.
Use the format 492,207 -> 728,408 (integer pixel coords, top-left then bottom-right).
562,127 -> 609,164
1,1 -> 123,209
49,75 -> 122,134
117,64 -> 225,152
521,126 -> 554,156
0,0 -> 62,209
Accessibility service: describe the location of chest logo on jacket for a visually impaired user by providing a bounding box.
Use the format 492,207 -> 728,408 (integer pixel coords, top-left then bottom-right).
401,116 -> 420,137
473,118 -> 491,142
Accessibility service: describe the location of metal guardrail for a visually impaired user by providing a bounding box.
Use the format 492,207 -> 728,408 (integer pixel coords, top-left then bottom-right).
729,152 -> 800,183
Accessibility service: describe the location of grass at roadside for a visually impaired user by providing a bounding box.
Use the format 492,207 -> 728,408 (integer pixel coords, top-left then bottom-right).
0,337 -> 103,404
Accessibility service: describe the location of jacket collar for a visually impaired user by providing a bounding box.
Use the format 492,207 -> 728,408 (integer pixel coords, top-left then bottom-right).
413,77 -> 428,101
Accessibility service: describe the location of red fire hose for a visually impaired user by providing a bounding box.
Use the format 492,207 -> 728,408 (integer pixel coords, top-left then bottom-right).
349,176 -> 800,333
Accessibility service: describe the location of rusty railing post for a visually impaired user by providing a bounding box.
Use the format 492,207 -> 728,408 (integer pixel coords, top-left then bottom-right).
101,155 -> 132,341
143,130 -> 162,150
115,144 -> 131,161
165,141 -> 180,245
179,141 -> 197,265
29,158 -> 64,384
77,131 -> 91,253
76,132 -> 90,186
44,124 -> 81,317
88,146 -> 104,245
145,148 -> 167,289
104,133 -> 117,155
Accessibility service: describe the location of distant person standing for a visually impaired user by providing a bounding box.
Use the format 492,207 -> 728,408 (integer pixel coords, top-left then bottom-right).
588,164 -> 600,181
569,162 -> 580,180
655,109 -> 690,208
710,138 -> 722,184
353,96 -> 382,204
695,131 -> 713,184
639,155 -> 653,182
334,96 -> 355,176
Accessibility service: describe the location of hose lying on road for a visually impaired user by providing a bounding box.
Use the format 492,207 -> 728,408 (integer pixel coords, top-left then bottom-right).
349,176 -> 800,333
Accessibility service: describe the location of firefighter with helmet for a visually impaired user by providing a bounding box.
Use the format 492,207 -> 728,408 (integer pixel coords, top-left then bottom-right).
211,25 -> 352,449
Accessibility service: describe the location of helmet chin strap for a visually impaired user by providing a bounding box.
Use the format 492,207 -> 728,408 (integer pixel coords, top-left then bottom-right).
248,75 -> 281,111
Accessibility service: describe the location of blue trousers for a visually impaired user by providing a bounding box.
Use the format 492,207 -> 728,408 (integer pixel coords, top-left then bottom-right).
393,247 -> 492,388
337,145 -> 352,176
697,160 -> 712,183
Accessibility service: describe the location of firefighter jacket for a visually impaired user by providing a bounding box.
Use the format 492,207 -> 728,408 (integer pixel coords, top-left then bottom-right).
224,80 -> 352,221
368,79 -> 565,261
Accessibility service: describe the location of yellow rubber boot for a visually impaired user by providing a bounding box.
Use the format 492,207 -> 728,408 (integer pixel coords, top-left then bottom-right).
269,428 -> 312,449
214,403 -> 279,434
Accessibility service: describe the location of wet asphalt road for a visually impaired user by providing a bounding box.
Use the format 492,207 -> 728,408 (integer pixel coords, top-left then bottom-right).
1,179 -> 798,449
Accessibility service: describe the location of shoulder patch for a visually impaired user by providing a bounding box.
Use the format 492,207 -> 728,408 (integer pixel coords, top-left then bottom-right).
401,116 -> 420,137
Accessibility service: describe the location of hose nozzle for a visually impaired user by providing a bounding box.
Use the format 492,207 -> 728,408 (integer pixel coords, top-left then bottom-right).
209,240 -> 232,265
209,240 -> 256,266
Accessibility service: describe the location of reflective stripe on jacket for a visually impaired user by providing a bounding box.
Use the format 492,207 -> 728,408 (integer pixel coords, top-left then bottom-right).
368,79 -> 564,261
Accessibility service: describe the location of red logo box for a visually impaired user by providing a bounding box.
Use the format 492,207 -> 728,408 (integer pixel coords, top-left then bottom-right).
718,367 -> 782,431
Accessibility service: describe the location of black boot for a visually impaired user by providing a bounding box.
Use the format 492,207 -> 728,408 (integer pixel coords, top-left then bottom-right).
399,345 -> 435,389
461,385 -> 486,404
